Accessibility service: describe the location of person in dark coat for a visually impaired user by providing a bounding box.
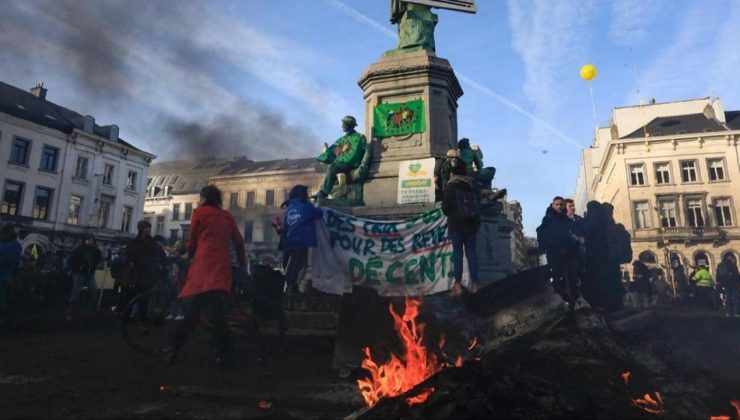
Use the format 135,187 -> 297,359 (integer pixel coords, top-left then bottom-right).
442,163 -> 481,296
631,260 -> 652,308
671,257 -> 690,304
121,220 -> 168,318
716,253 -> 740,316
0,223 -> 21,326
537,196 -> 579,308
66,235 -> 103,315
582,201 -> 609,310
283,185 -> 323,295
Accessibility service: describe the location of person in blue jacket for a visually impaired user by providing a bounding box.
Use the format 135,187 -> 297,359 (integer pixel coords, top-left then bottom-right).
0,223 -> 22,326
282,185 -> 323,295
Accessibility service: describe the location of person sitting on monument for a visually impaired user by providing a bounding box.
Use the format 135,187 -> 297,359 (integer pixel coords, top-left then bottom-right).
434,149 -> 462,200
314,116 -> 368,200
457,138 -> 496,190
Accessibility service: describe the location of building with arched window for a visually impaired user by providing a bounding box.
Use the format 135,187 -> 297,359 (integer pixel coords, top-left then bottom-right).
575,97 -> 740,277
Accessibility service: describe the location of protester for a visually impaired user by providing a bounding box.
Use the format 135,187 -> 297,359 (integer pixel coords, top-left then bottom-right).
630,260 -> 652,308
66,235 -> 103,319
693,265 -> 714,308
671,258 -> 691,304
537,196 -> 579,308
167,240 -> 188,321
564,198 -> 585,304
581,201 -> 626,311
0,223 -> 22,327
164,185 -> 246,368
442,163 -> 481,296
283,185 -> 323,295
121,220 -> 168,317
716,254 -> 740,316
273,200 -> 289,270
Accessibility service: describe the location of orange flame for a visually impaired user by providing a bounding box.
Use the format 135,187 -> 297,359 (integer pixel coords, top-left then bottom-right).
621,371 -> 631,385
356,298 -> 445,407
468,337 -> 478,351
632,392 -> 665,414
709,416 -> 731,420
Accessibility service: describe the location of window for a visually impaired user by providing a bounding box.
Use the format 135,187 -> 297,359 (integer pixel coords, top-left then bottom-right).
40,145 -> 59,171
680,160 -> 698,183
156,216 -> 165,235
170,229 -> 179,243
284,188 -> 290,202
75,156 -> 89,179
184,203 -> 193,220
97,195 -> 114,228
246,191 -> 255,208
633,201 -> 652,229
126,170 -> 138,191
172,203 -> 180,221
1,181 -> 23,215
263,219 -> 275,243
686,198 -> 705,227
121,206 -> 133,232
713,198 -> 734,227
10,137 -> 30,165
655,163 -> 671,185
244,221 -> 254,243
229,192 -> 239,209
629,164 -> 646,186
266,189 -> 276,207
659,200 -> 678,227
32,187 -> 53,220
102,163 -> 115,185
67,196 -> 83,225
707,158 -> 726,181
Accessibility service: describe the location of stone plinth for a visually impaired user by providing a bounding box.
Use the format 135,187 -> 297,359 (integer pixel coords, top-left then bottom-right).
358,50 -> 463,207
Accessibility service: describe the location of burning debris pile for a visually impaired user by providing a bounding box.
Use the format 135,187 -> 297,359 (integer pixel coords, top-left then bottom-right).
342,271 -> 740,420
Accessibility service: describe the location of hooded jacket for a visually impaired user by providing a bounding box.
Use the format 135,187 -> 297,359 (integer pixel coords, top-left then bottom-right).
441,175 -> 480,235
283,186 -> 323,251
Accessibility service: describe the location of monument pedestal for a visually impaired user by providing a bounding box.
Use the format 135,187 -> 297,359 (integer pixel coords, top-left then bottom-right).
358,50 -> 463,207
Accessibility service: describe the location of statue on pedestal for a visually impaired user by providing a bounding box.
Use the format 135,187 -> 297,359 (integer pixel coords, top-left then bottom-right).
389,0 -> 438,53
435,139 -> 506,208
314,116 -> 371,206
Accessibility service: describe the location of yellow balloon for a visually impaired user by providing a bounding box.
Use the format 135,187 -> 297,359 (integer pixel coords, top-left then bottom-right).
580,64 -> 597,81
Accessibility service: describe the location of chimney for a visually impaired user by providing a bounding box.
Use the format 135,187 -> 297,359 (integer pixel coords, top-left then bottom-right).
108,125 -> 119,141
30,82 -> 47,100
83,115 -> 95,134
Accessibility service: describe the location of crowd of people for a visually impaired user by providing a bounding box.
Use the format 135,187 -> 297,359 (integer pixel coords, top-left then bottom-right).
537,196 -> 740,315
537,196 -> 633,312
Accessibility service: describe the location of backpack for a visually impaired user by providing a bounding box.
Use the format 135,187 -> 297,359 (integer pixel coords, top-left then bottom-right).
454,188 -> 480,220
606,223 -> 632,264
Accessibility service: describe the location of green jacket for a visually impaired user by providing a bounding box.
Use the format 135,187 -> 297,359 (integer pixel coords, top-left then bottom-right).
459,148 -> 483,176
317,132 -> 367,167
693,268 -> 714,288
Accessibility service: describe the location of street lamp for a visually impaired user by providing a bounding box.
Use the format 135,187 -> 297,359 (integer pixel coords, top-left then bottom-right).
655,205 -> 677,298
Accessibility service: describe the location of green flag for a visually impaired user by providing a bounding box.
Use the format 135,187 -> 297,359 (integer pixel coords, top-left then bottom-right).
373,99 -> 426,138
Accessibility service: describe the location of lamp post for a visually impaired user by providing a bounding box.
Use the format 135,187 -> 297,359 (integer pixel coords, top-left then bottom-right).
656,205 -> 677,298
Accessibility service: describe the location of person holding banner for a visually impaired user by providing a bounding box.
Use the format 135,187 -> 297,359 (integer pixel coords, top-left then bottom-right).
283,185 -> 323,295
442,164 -> 481,296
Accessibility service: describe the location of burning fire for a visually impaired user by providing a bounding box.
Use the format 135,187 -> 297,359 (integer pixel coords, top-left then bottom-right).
621,371 -> 665,414
357,297 -> 468,408
710,399 -> 740,420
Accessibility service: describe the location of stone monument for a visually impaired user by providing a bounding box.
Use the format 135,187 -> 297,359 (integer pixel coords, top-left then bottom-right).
316,0 -> 515,283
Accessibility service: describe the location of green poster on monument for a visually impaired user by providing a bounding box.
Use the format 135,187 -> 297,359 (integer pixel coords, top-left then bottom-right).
373,99 -> 426,138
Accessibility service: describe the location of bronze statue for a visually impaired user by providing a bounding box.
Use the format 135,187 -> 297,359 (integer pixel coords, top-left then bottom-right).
314,116 -> 371,206
390,0 -> 438,52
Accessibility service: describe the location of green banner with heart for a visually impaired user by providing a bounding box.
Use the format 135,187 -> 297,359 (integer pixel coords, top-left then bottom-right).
373,99 -> 426,137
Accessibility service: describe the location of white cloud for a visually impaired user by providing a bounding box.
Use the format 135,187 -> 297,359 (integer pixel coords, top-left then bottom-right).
507,0 -> 595,148
608,0 -> 666,47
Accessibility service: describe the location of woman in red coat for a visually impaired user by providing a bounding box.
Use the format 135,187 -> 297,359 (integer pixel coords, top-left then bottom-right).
164,185 -> 246,367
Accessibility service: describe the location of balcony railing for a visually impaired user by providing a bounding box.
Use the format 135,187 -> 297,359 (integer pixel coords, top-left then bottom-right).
661,226 -> 719,236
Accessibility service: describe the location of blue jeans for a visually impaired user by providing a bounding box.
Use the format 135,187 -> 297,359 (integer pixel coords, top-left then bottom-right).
70,273 -> 98,303
449,230 -> 478,286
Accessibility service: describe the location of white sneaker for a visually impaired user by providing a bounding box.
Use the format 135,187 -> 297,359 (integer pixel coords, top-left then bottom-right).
165,314 -> 175,320
174,315 -> 185,321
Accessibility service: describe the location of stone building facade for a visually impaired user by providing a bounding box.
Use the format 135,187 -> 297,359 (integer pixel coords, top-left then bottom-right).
0,81 -> 154,260
144,156 -> 323,262
575,97 -> 740,275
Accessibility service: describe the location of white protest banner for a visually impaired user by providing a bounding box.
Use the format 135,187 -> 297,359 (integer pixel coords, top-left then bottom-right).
311,206 -> 470,296
397,157 -> 436,205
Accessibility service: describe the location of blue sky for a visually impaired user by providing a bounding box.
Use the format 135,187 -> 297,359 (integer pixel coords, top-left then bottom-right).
2,0 -> 740,235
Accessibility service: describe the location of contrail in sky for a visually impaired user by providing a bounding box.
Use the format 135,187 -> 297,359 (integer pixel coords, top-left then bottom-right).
324,0 -> 582,149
